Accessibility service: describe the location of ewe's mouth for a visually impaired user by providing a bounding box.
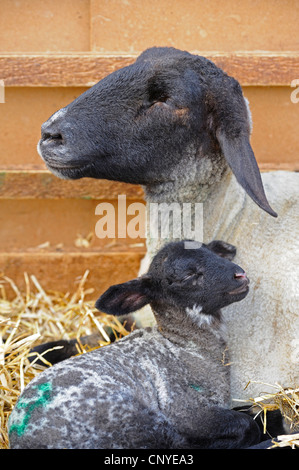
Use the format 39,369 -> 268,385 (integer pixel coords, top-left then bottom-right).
38,140 -> 86,169
46,163 -> 84,170
43,160 -> 93,180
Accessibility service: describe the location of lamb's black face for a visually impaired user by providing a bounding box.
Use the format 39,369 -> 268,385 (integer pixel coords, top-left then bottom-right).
148,241 -> 249,315
95,240 -> 249,317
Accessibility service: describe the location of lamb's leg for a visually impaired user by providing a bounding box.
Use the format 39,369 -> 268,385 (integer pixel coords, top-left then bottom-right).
181,407 -> 261,449
28,319 -> 134,365
29,333 -> 103,365
233,405 -> 285,441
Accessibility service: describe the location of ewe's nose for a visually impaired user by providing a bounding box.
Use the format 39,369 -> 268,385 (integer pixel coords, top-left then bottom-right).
42,128 -> 64,143
41,108 -> 67,144
41,122 -> 64,144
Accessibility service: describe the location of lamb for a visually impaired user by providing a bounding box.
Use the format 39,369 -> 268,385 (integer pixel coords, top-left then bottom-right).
36,46 -> 299,404
8,240 -> 261,449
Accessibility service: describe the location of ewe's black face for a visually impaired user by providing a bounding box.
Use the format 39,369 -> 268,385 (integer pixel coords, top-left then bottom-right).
38,49 -> 221,185
148,241 -> 249,315
38,47 -> 277,217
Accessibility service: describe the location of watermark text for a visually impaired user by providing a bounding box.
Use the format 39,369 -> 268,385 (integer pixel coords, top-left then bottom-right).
290,79 -> 299,103
0,80 -> 5,103
95,195 -> 203,247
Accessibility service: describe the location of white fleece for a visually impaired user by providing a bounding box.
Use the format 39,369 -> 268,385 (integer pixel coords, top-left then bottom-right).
138,170 -> 299,404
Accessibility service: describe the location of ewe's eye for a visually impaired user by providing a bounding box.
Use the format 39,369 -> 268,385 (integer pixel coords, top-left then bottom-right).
136,95 -> 170,118
147,78 -> 170,106
151,95 -> 169,105
147,94 -> 170,109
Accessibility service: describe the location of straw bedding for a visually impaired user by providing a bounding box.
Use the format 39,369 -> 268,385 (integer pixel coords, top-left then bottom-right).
0,272 -> 298,449
242,381 -> 299,448
0,271 -> 129,449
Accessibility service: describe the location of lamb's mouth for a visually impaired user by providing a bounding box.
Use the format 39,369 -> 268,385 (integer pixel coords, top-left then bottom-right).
228,282 -> 249,295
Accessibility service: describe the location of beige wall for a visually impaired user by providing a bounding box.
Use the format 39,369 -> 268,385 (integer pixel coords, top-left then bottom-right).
0,0 -> 298,293
1,0 -> 298,53
1,0 -> 298,168
91,0 -> 299,53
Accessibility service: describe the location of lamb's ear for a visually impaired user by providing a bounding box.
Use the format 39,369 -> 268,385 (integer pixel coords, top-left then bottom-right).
216,129 -> 277,218
95,276 -> 152,316
207,240 -> 237,261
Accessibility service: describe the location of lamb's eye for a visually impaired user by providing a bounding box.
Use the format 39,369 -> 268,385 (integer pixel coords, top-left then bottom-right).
166,271 -> 203,286
182,272 -> 203,282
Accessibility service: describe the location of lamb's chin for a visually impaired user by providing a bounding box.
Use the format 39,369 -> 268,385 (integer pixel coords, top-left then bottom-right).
229,288 -> 249,303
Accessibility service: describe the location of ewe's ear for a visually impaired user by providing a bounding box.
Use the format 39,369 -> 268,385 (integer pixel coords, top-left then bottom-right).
208,77 -> 277,218
95,277 -> 152,316
216,130 -> 277,218
207,240 -> 237,261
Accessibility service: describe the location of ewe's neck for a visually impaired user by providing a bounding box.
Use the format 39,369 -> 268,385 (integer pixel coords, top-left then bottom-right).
144,165 -> 239,259
145,153 -> 229,205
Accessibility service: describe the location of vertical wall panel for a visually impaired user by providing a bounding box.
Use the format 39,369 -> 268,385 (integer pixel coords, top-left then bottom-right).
0,0 -> 91,52
91,0 -> 299,53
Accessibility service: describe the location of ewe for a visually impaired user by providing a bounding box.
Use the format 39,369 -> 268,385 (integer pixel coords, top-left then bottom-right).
37,47 -> 299,403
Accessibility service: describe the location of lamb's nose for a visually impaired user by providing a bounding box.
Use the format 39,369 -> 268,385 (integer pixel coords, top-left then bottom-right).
234,272 -> 249,285
234,272 -> 247,280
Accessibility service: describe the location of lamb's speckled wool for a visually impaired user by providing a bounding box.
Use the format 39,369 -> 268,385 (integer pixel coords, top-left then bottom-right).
9,241 -> 260,449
